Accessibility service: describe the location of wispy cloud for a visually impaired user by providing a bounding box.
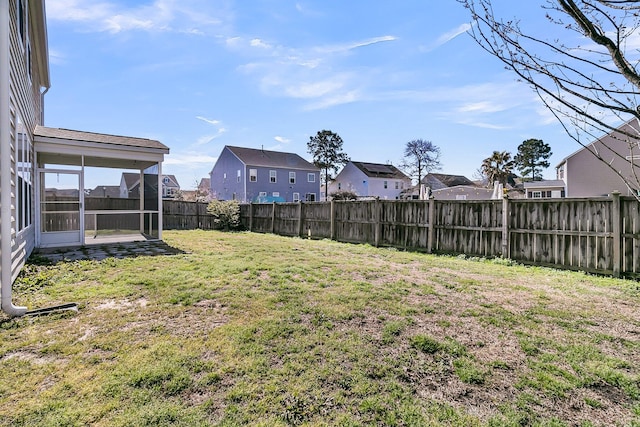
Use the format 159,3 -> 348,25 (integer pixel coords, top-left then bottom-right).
48,48 -> 67,65
315,36 -> 397,54
421,23 -> 472,52
196,116 -> 221,125
46,0 -> 228,34
274,136 -> 291,144
234,34 -> 396,110
435,24 -> 472,47
194,116 -> 227,146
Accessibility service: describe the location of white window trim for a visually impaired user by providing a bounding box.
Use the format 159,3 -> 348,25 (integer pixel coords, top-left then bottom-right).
307,173 -> 315,183
270,170 -> 277,183
289,171 -> 296,184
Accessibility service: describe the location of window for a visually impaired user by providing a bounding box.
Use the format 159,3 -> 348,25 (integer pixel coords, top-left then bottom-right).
27,42 -> 32,82
395,182 -> 399,190
249,169 -> 257,182
455,195 -> 467,200
15,114 -> 32,232
270,170 -> 277,183
259,192 -> 267,197
305,193 -> 316,202
307,173 -> 315,183
383,180 -> 388,189
237,169 -> 241,183
337,182 -> 341,190
272,192 -> 280,197
163,176 -> 170,184
293,192 -> 300,202
289,172 -> 296,184
17,0 -> 26,44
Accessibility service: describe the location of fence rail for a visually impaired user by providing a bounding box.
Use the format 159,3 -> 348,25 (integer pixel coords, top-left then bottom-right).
231,193 -> 640,279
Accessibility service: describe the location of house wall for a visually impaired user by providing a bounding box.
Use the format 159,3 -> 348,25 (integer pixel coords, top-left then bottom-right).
564,121 -> 640,197
210,147 -> 246,201
245,167 -> 320,202
3,0 -> 47,286
366,177 -> 410,200
328,162 -> 366,195
329,162 -> 410,199
432,186 -> 493,200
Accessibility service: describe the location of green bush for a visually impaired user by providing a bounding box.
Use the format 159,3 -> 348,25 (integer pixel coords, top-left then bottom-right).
206,200 -> 241,231
330,190 -> 358,201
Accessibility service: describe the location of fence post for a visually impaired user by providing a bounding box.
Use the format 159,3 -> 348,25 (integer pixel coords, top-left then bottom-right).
612,191 -> 622,277
330,200 -> 336,240
298,201 -> 304,237
374,199 -> 382,247
501,195 -> 510,258
427,198 -> 435,253
271,202 -> 276,234
196,201 -> 200,229
248,203 -> 253,232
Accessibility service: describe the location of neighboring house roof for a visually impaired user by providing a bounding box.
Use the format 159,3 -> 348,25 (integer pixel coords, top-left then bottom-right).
86,185 -> 120,198
34,126 -> 168,152
524,180 -> 565,189
423,173 -> 475,190
122,173 -> 141,191
225,145 -> 319,171
198,177 -> 210,191
162,174 -> 180,188
349,162 -> 410,180
122,173 -> 179,190
555,118 -> 639,168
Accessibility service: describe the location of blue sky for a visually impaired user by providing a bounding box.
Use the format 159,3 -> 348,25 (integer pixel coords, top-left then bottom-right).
43,0 -> 576,190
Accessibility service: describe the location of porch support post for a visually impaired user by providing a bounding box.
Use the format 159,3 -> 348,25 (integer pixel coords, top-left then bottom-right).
139,169 -> 144,235
157,163 -> 163,240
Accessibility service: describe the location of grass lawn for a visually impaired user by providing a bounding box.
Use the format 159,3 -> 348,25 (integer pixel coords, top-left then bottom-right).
1,229 -> 640,426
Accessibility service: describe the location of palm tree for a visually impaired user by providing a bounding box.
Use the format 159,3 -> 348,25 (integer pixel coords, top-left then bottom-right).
481,151 -> 515,187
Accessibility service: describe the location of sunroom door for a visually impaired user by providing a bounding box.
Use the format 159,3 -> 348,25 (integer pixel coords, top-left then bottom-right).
39,170 -> 83,247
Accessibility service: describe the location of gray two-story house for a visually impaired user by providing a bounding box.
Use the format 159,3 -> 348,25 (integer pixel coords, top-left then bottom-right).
210,146 -> 321,203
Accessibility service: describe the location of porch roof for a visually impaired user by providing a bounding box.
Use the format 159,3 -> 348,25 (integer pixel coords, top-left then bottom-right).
34,126 -> 169,170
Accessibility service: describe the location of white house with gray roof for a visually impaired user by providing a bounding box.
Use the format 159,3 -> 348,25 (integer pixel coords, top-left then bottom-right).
328,161 -> 411,200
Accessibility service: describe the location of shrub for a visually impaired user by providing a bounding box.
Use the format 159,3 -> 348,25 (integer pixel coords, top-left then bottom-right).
330,190 -> 358,201
206,200 -> 241,231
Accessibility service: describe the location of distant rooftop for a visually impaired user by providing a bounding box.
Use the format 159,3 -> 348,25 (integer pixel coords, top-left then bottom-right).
351,161 -> 410,180
226,146 -> 319,171
34,126 -> 168,152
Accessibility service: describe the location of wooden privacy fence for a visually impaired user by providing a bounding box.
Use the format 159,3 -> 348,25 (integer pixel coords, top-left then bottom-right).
236,193 -> 640,279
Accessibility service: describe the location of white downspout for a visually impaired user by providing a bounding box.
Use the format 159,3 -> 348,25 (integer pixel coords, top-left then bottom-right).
0,0 -> 27,317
